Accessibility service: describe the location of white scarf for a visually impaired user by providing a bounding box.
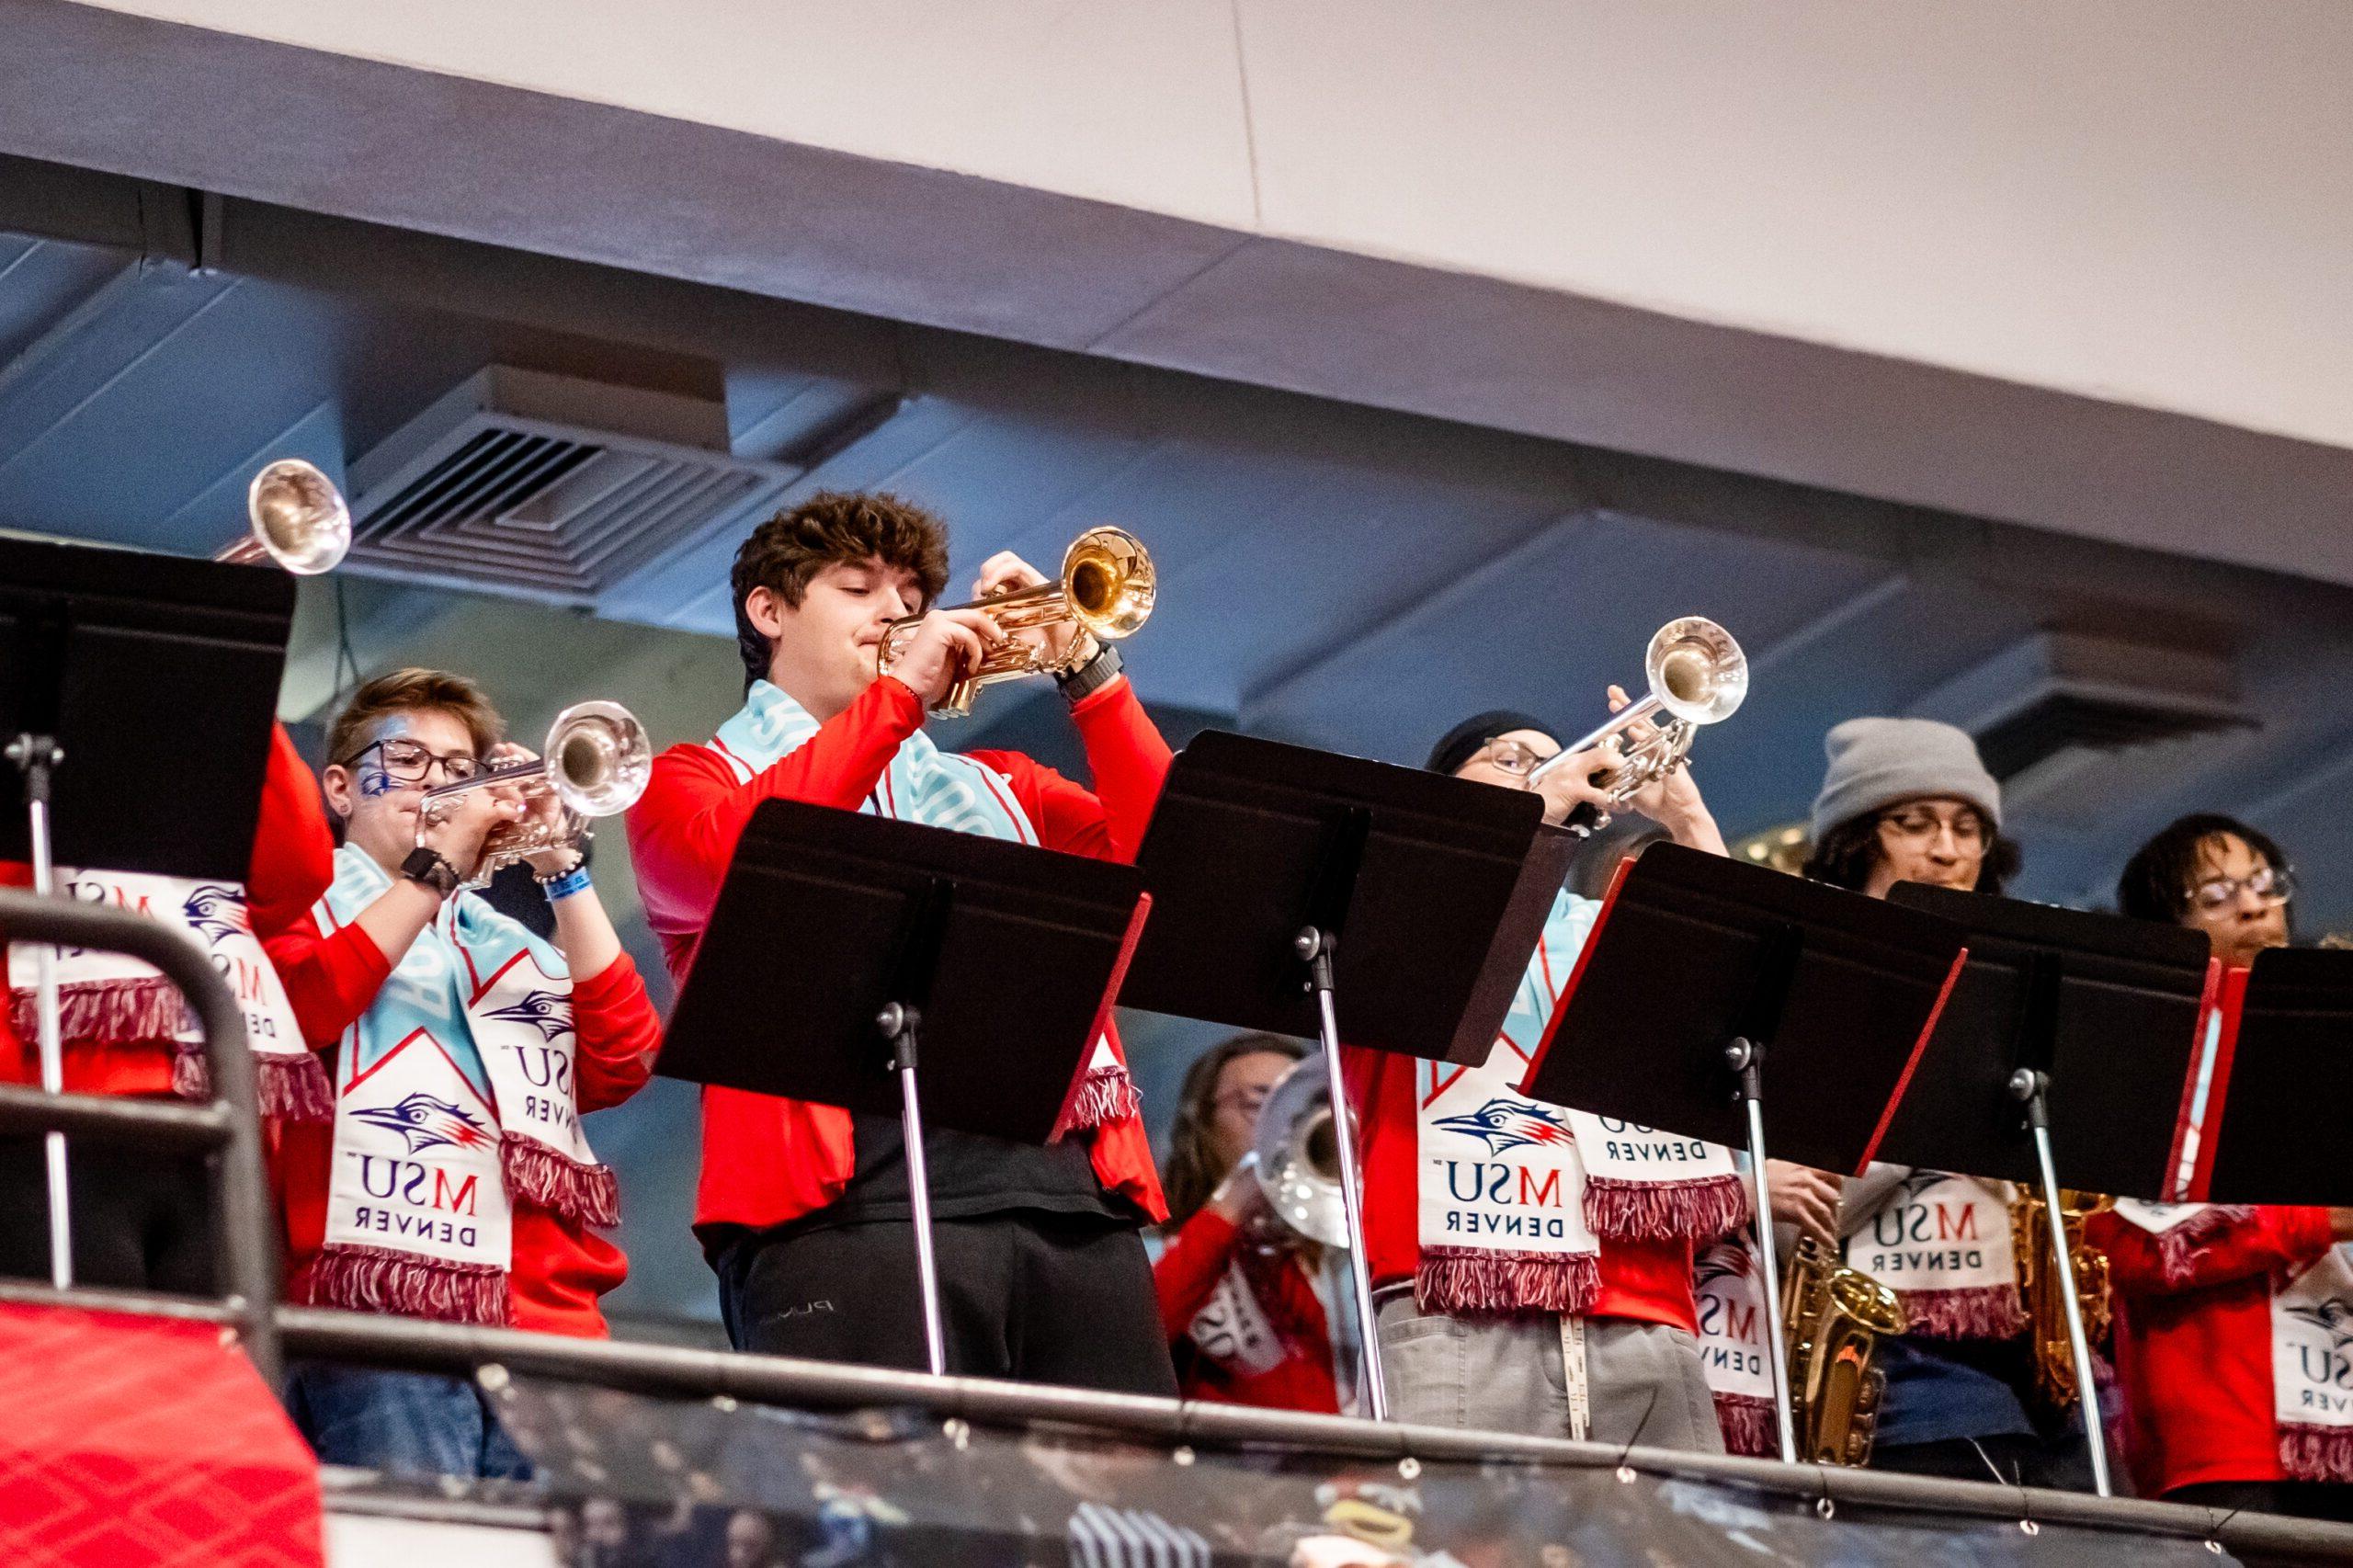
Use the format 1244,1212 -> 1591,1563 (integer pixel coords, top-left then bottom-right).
309,845 -> 613,1324
2273,1245 -> 2353,1481
1844,1172 -> 2026,1340
707,679 -> 1133,1131
1693,1235 -> 1777,1456
6,868 -> 326,1120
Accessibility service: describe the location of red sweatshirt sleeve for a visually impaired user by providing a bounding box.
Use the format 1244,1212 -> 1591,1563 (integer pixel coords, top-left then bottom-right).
626,677 -> 925,947
263,912 -> 393,1051
1154,1207 -> 1245,1339
567,952 -> 661,1114
245,722 -> 335,942
2095,1205 -> 2334,1296
972,676 -> 1172,863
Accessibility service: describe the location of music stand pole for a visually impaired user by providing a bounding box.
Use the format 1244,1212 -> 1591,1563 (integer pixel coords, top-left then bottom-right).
2011,1067 -> 2113,1497
1726,1037 -> 1799,1464
6,733 -> 72,1290
1298,926 -> 1388,1422
878,1003 -> 948,1377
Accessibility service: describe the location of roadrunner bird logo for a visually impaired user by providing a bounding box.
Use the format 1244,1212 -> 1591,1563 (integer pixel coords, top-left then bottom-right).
2288,1297 -> 2353,1354
1696,1243 -> 1758,1292
350,1092 -> 494,1155
180,883 -> 249,947
1431,1096 -> 1572,1156
483,989 -> 573,1042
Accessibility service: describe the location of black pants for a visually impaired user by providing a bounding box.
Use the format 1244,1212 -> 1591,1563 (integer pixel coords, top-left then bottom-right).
715,1210 -> 1177,1397
0,1134 -> 218,1294
1874,1431 -> 2095,1492
2168,1480 -> 2353,1524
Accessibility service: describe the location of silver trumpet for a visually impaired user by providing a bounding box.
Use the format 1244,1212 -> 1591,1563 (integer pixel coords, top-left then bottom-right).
1250,1060 -> 1352,1249
215,458 -> 350,575
416,700 -> 653,889
1528,616 -> 1747,835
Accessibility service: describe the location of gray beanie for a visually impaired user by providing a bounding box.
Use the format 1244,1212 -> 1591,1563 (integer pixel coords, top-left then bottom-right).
1810,718 -> 2001,843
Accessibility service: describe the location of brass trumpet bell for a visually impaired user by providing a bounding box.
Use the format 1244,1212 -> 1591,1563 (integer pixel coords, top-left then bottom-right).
877,527 -> 1154,717
219,459 -> 350,575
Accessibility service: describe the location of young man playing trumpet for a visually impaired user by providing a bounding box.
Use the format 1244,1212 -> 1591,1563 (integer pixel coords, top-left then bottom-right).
263,669 -> 661,1479
626,491 -> 1176,1394
1346,699 -> 1782,1450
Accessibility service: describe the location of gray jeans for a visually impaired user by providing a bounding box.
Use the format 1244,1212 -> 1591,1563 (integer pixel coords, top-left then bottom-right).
1375,1294 -> 1726,1454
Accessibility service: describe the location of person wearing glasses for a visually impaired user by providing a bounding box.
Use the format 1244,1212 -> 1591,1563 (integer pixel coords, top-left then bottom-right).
2086,814 -> 2353,1519
1346,700 -> 1765,1451
260,668 -> 661,1481
1794,718 -> 2090,1485
1150,1032 -> 1339,1413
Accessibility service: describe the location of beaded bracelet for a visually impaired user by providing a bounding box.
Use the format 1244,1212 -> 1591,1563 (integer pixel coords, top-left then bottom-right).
541,866 -> 594,903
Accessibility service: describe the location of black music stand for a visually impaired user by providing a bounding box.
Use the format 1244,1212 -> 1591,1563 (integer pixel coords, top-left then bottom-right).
655,797 -> 1150,1376
1881,882 -> 2218,1497
1120,731 -> 1570,1419
2193,949 -> 2353,1208
1519,843 -> 1968,1462
0,537 -> 295,1289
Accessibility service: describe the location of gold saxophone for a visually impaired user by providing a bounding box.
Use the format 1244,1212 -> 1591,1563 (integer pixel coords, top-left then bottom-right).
2009,1187 -> 2113,1410
1781,1232 -> 1908,1466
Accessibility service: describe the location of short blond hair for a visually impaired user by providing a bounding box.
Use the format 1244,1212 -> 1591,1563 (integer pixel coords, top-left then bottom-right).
326,668 -> 504,768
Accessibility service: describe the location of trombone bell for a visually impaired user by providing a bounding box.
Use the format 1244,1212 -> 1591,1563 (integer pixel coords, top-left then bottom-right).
1252,1060 -> 1352,1249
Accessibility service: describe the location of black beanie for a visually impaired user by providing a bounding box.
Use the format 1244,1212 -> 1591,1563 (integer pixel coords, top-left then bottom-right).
1425,710 -> 1557,776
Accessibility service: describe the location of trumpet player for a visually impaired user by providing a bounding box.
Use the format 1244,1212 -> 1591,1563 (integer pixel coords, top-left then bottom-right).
1152,1033 -> 1342,1414
626,492 -> 1176,1394
263,669 -> 662,1480
1345,699 -> 1756,1452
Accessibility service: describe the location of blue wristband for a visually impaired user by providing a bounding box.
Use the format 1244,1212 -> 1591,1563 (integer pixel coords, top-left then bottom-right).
542,866 -> 593,902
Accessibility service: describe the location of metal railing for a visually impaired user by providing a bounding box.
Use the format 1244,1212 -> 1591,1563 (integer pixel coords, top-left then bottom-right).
4,887 -> 2353,1561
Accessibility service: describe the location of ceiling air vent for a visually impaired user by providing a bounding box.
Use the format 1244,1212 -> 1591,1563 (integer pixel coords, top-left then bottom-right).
344,367 -> 798,605
1909,631 -> 2254,823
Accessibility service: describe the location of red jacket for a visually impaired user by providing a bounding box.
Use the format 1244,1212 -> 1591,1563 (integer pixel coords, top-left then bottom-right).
1154,1208 -> 1340,1414
263,908 -> 662,1338
2088,1203 -> 2335,1496
1,723 -> 335,1096
625,674 -> 1169,1236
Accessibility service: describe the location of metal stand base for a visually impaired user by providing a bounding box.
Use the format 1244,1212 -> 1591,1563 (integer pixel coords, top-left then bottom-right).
1727,1036 -> 1800,1464
6,733 -> 70,1290
2011,1068 -> 2114,1497
879,1003 -> 947,1378
1298,927 -> 1389,1421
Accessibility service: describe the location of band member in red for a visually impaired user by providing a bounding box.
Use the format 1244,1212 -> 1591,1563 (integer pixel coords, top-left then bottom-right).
265,669 -> 661,1479
1346,701 -> 1760,1450
1153,1033 -> 1340,1414
626,491 -> 1175,1394
0,722 -> 334,1291
2093,813 -> 2353,1519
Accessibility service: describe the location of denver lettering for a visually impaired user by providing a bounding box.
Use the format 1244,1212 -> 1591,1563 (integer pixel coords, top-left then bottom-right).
1859,1247 -> 1986,1274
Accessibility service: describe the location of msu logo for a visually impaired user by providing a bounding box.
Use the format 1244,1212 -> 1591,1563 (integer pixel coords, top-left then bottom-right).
1431,1096 -> 1572,1156
181,883 -> 250,947
351,1093 -> 494,1155
483,989 -> 573,1042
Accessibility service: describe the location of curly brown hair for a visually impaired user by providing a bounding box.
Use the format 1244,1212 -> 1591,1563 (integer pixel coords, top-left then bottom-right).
730,491 -> 952,688
325,667 -> 505,769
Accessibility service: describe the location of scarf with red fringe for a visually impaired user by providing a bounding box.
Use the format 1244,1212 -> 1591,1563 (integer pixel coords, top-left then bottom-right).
1693,1234 -> 1777,1456
1844,1171 -> 2026,1341
6,869 -> 329,1122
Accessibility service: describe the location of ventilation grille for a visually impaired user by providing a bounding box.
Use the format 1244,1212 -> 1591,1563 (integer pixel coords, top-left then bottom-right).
346,368 -> 797,605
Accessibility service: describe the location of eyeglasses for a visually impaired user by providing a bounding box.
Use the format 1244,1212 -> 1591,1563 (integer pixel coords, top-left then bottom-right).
1214,1085 -> 1274,1118
2190,865 -> 2294,911
1877,807 -> 1989,854
1472,738 -> 1561,780
344,737 -> 482,787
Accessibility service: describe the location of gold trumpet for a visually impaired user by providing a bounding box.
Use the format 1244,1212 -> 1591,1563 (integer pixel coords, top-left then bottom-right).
1781,1232 -> 1906,1466
876,528 -> 1154,718
1528,617 -> 1746,834
215,459 -> 350,575
416,700 -> 652,889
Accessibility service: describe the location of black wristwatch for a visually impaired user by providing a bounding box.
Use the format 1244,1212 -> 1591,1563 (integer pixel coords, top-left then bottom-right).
400,846 -> 460,898
1055,642 -> 1124,704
